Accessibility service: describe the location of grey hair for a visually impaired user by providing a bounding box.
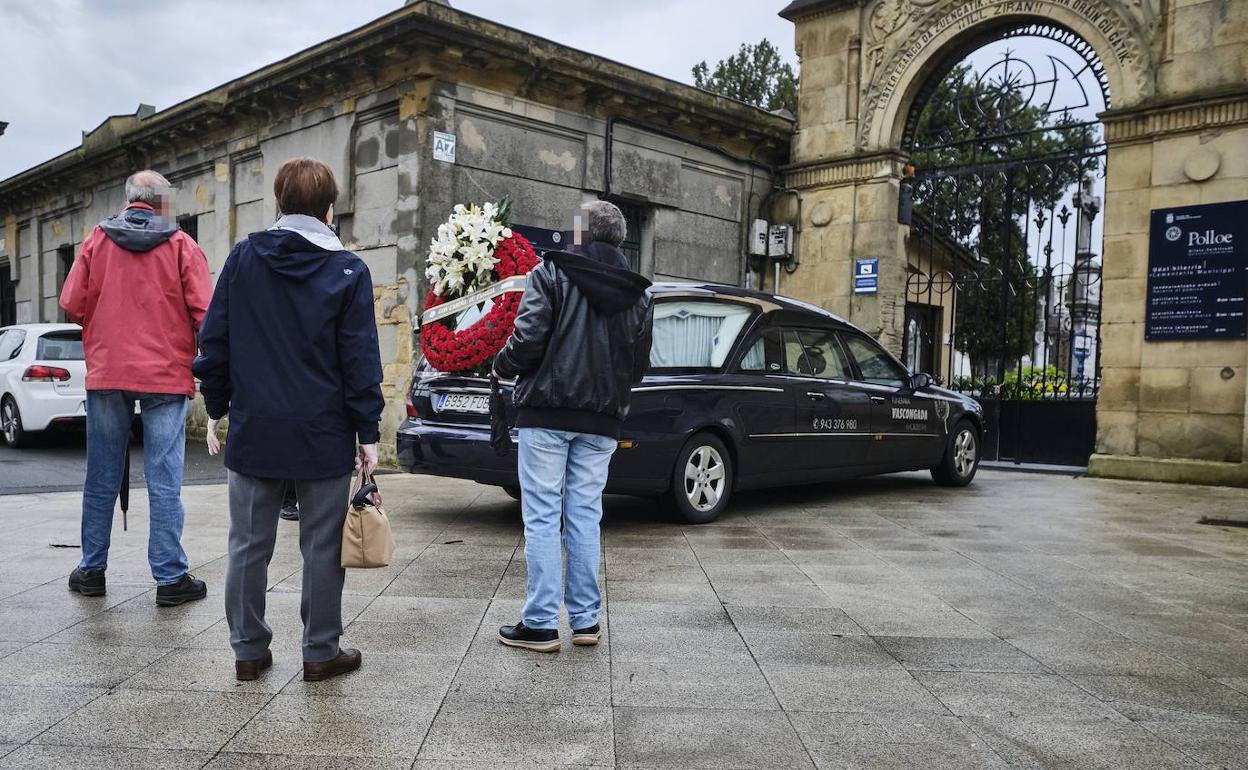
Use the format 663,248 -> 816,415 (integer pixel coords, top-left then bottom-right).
583,200 -> 627,246
125,170 -> 171,204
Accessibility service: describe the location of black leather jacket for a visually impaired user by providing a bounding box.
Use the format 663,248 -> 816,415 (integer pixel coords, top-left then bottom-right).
494,242 -> 653,438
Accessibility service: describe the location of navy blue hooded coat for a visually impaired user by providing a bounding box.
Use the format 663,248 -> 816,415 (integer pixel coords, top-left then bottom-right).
193,221 -> 384,480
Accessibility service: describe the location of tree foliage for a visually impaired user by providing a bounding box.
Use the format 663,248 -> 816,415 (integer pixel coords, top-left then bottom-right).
692,39 -> 798,115
909,61 -> 1101,379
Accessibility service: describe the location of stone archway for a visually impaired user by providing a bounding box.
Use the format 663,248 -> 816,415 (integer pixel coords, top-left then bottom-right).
898,26 -> 1111,465
781,0 -> 1248,483
859,0 -> 1157,153
782,1 -> 1148,348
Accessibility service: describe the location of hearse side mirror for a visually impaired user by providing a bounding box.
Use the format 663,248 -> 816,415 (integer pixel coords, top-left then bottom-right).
908,372 -> 933,392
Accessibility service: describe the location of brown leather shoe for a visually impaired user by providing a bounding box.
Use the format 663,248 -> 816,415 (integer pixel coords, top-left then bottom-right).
235,649 -> 273,682
303,648 -> 362,682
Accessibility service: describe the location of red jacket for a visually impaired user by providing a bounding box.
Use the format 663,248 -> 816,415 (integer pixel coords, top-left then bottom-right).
59,203 -> 212,397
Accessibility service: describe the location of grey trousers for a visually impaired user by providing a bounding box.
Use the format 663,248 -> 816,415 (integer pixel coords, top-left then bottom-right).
225,470 -> 352,663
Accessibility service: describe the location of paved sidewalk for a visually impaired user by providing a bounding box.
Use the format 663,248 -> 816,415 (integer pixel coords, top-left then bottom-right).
0,471 -> 1246,769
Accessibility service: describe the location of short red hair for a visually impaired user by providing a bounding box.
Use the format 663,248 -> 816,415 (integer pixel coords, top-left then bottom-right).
274,157 -> 339,220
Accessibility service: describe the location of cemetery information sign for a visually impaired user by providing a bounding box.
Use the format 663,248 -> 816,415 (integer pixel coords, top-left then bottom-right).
853,258 -> 879,295
1145,200 -> 1246,341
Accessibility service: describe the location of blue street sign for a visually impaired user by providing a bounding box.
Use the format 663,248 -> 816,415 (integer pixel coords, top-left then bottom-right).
853,258 -> 879,295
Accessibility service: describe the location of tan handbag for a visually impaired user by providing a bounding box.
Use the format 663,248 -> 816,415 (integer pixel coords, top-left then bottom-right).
341,473 -> 395,568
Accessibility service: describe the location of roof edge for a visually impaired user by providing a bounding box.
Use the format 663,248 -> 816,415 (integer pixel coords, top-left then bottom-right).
778,0 -> 863,21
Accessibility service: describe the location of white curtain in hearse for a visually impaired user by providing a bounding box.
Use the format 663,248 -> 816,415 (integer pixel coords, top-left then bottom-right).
649,301 -> 754,369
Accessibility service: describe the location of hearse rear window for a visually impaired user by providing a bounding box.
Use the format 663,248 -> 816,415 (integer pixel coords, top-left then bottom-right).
649,299 -> 756,370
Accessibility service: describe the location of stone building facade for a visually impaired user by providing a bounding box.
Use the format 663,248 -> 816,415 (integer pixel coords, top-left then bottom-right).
778,0 -> 1248,485
0,1 -> 790,462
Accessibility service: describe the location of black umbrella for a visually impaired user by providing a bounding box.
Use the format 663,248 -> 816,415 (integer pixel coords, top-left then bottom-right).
119,422 -> 131,531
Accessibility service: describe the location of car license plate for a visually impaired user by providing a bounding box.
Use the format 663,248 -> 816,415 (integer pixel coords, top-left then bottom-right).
437,393 -> 489,414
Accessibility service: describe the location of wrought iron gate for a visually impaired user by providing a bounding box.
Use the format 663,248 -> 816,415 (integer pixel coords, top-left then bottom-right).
899,31 -> 1108,466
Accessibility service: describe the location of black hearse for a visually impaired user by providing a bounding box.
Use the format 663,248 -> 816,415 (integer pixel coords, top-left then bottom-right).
398,283 -> 984,522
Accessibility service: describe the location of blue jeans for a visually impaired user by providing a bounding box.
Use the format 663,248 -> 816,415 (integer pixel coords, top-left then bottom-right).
518,428 -> 617,630
80,390 -> 190,585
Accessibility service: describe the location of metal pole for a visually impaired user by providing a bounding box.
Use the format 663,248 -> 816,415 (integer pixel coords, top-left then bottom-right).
997,168 -> 1016,463
1014,166 -> 1034,464
948,175 -> 964,389
1040,201 -> 1058,395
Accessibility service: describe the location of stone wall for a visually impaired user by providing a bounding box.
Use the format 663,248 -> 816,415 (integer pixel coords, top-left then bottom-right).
442,84 -> 771,287
1089,0 -> 1248,477
1095,106 -> 1248,470
783,153 -> 909,346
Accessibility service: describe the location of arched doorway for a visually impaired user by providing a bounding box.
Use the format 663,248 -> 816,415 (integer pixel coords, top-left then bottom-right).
900,23 -> 1109,466
783,0 -> 1248,483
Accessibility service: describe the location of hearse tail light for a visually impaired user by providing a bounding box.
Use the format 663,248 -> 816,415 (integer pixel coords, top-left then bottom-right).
23,365 -> 71,382
407,402 -> 420,419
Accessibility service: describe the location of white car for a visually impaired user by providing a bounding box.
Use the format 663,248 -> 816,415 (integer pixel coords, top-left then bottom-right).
0,323 -> 88,448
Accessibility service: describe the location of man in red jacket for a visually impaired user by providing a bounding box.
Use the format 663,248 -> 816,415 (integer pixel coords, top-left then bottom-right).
59,170 -> 213,605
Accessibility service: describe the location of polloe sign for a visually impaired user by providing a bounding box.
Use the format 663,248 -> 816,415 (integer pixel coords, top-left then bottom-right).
1144,200 -> 1247,341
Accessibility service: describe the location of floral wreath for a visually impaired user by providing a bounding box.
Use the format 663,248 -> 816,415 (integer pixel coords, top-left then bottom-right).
420,201 -> 539,373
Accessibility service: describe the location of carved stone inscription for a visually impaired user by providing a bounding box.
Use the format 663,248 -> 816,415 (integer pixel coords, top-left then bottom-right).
859,0 -> 1155,146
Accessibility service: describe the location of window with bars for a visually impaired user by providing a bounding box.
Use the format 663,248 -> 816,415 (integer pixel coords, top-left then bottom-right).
613,202 -> 644,273
56,245 -> 75,323
177,214 -> 199,243
0,263 -> 15,327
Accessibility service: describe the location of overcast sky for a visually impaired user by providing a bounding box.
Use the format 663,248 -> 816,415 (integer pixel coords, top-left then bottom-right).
0,0 -> 798,181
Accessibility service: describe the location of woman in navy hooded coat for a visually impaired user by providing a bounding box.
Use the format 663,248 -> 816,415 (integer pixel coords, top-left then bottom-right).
193,158 -> 384,683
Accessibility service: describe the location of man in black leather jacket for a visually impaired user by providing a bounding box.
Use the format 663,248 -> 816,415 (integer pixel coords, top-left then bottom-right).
493,201 -> 653,652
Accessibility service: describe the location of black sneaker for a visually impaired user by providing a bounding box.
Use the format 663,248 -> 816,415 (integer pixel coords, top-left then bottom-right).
281,484 -> 299,521
571,623 -> 601,646
156,574 -> 208,606
68,567 -> 106,597
498,621 -> 560,652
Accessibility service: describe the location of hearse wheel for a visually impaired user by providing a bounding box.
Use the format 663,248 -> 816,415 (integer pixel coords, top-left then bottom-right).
503,485 -> 522,502
932,418 -> 979,487
669,432 -> 733,524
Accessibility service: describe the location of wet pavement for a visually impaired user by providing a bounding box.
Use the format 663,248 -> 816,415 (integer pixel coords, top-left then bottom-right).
0,470 -> 1245,768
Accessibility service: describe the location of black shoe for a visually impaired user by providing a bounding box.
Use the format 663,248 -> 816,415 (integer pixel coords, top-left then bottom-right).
156,574 -> 207,606
68,567 -> 106,597
571,623 -> 601,646
279,504 -> 300,521
498,621 -> 560,652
